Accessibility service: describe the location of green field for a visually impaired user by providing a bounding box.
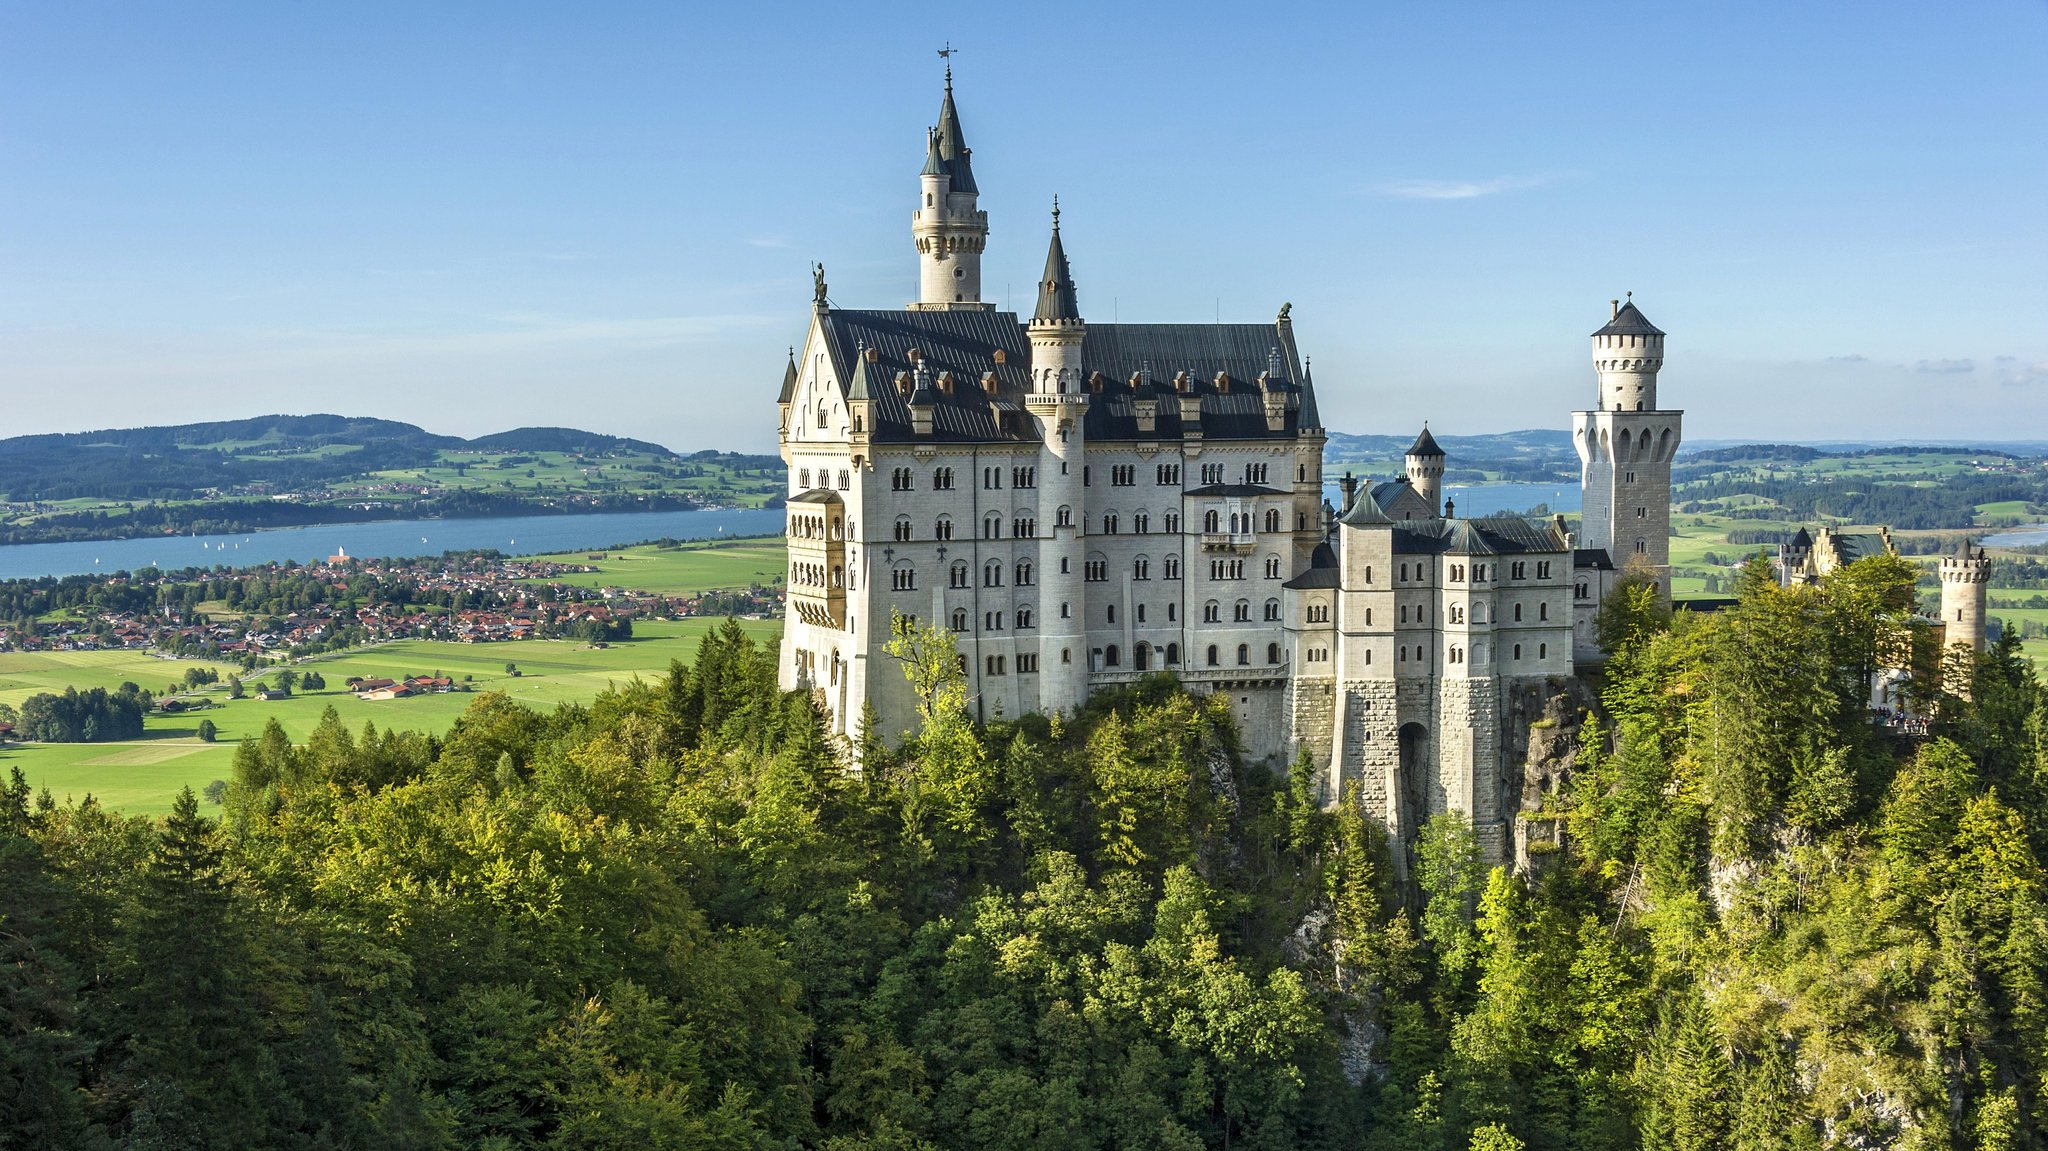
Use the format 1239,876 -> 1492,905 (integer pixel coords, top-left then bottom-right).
1,619 -> 779,817
523,539 -> 786,595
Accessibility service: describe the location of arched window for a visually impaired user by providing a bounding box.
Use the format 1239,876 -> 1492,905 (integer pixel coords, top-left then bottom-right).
1513,603 -> 1523,621
1133,556 -> 1150,580
1236,643 -> 1249,665
1017,606 -> 1034,629
1016,561 -> 1034,585
1234,600 -> 1250,622
951,608 -> 968,632
1105,645 -> 1121,668
1106,604 -> 1117,624
1539,602 -> 1548,621
1134,512 -> 1150,533
1204,601 -> 1221,623
1635,538 -> 1647,554
1165,642 -> 1180,664
1057,505 -> 1073,528
1267,642 -> 1281,664
984,513 -> 1002,539
1204,509 -> 1220,532
1206,644 -> 1219,667
1102,513 -> 1119,534
950,561 -> 970,588
983,560 -> 1003,587
1539,643 -> 1547,659
1264,508 -> 1281,532
935,516 -> 953,541
1135,642 -> 1151,671
1264,599 -> 1280,621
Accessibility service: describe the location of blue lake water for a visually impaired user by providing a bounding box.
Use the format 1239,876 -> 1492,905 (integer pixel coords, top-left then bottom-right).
0,482 -> 1586,581
0,508 -> 787,581
1983,524 -> 2048,548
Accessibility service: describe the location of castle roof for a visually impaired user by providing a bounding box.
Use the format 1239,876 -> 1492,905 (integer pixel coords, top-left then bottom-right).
1033,209 -> 1080,323
1593,300 -> 1664,338
814,308 -> 1311,444
1281,541 -> 1341,589
777,349 -> 798,404
1406,425 -> 1444,458
1789,526 -> 1812,548
927,73 -> 977,194
1379,514 -> 1569,557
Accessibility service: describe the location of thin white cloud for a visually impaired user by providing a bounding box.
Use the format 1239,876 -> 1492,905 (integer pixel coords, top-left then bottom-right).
1913,358 -> 1975,374
1374,174 -> 1559,201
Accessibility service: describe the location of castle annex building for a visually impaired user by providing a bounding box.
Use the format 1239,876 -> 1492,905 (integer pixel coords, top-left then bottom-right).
777,74 -> 1679,863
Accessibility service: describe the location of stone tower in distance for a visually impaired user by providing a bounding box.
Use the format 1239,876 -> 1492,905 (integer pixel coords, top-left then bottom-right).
910,67 -> 990,311
1572,297 -> 1682,597
1940,538 -> 1991,654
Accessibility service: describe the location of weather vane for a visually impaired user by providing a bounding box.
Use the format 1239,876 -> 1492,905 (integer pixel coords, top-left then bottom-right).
937,42 -> 956,60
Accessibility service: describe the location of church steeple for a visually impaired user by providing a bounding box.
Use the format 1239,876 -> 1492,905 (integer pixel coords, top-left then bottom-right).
910,64 -> 990,311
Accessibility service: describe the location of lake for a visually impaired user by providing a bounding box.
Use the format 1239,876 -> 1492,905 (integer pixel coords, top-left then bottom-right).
0,508 -> 787,581
1983,524 -> 2048,548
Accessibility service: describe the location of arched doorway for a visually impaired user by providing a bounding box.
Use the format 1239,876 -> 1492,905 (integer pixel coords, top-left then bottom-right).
1135,642 -> 1151,671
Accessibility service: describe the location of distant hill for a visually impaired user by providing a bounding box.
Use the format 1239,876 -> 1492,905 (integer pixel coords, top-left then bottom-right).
1325,429 -> 1579,483
0,415 -> 681,503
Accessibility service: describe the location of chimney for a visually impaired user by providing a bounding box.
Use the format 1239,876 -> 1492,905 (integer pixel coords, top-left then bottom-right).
1340,472 -> 1358,513
1611,299 -> 1620,320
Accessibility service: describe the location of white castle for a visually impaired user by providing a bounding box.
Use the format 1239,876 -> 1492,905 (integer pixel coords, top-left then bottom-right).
777,73 -> 1681,863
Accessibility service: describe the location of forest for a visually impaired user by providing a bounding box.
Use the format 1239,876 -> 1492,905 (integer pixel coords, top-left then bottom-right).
1,553 -> 2044,1150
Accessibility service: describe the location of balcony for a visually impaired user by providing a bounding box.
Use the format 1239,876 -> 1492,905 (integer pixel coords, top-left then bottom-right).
1199,531 -> 1257,553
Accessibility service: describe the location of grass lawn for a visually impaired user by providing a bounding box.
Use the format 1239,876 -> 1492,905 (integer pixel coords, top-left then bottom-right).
522,539 -> 786,596
1,617 -> 779,817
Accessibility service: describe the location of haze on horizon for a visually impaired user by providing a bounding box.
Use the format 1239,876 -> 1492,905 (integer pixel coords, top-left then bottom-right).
2,1 -> 2043,454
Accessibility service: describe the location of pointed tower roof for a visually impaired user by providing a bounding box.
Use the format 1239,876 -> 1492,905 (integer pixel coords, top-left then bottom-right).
1033,201 -> 1081,324
1406,425 -> 1444,458
1298,362 -> 1323,430
931,68 -> 977,194
845,341 -> 873,401
777,347 -> 799,404
1593,298 -> 1664,338
1953,536 -> 1978,558
1789,526 -> 1812,548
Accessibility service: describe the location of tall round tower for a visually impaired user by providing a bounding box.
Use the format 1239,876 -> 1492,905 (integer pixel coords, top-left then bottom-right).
1592,295 -> 1665,412
1025,203 -> 1089,714
1939,538 -> 1991,653
909,68 -> 990,311
1405,425 -> 1445,517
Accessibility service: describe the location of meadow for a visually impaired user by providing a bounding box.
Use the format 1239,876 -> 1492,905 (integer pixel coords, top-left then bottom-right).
2,535 -> 786,816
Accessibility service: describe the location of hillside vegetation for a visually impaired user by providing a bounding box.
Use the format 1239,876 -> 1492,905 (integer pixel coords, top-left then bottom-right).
2,552 -> 2044,1149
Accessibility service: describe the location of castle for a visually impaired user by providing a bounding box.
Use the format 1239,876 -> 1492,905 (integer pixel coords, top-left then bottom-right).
776,72 -> 1678,863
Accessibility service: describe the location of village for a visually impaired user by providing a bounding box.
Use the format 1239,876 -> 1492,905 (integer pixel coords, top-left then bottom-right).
0,547 -> 785,660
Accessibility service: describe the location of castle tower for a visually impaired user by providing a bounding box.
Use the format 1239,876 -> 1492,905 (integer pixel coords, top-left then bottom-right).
1405,425 -> 1445,518
1939,538 -> 1991,653
1572,297 -> 1682,596
909,68 -> 990,311
1024,203 -> 1090,713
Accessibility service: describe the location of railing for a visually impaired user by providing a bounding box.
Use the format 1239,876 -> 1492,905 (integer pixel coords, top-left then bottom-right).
1199,531 -> 1258,551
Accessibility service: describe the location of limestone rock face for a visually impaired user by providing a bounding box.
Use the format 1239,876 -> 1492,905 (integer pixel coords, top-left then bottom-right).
1514,677 -> 1602,813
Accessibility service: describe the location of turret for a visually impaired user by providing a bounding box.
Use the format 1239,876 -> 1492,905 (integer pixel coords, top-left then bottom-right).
909,68 -> 990,310
1592,295 -> 1665,412
1027,200 -> 1085,392
1939,538 -> 1991,653
1405,425 -> 1445,518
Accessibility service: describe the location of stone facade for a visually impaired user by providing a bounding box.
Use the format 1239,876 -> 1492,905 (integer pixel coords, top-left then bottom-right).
776,73 -> 1683,868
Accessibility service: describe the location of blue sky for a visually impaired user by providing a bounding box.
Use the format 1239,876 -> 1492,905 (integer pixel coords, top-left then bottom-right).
2,1 -> 2043,451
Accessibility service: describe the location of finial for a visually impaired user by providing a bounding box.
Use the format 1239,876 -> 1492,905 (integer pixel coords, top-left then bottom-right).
938,42 -> 956,87
1051,195 -> 1060,231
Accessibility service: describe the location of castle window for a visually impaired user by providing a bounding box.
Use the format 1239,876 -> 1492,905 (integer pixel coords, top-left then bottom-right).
1449,606 -> 1464,624
1539,603 -> 1548,621
1103,513 -> 1119,534
1019,653 -> 1038,672
1514,644 -> 1523,660
1576,583 -> 1588,600
891,567 -> 917,591
1202,463 -> 1225,484
1400,605 -> 1408,623
1364,649 -> 1372,665
951,561 -> 969,588
1267,642 -> 1281,664
1164,556 -> 1182,580
985,655 -> 1005,676
1018,607 -> 1034,629
935,516 -> 953,541
1013,466 -> 1036,488
1133,557 -> 1150,580
1234,600 -> 1251,622
1237,643 -> 1250,666
985,611 -> 1004,631
1013,516 -> 1036,538
1206,645 -> 1219,667
1512,562 -> 1526,580
1134,512 -> 1150,533
1062,648 -> 1072,663
1057,505 -> 1073,528
983,560 -> 1003,587
1514,603 -> 1522,622
1106,605 -> 1116,624
1539,643 -> 1547,659
1016,561 -> 1034,585
799,468 -> 812,488
1061,603 -> 1071,618
1204,510 -> 1220,533
1634,538 -> 1647,554
1166,642 -> 1180,664
893,517 -> 912,542
1264,508 -> 1281,532
1105,645 -> 1120,667
1244,464 -> 1268,484
839,470 -> 850,489
1264,555 -> 1283,579
983,467 -> 1002,490
1137,604 -> 1146,623
1398,646 -> 1405,662
1624,471 -> 1635,484
1167,603 -> 1177,622
1400,563 -> 1410,582
1537,561 -> 1552,579
951,608 -> 968,631
1156,464 -> 1181,485
1264,599 -> 1281,621
1112,465 -> 1135,486
1636,507 -> 1647,519
1060,558 -> 1071,574
934,467 -> 954,490
983,513 -> 1002,539
1082,466 -> 1091,486
1204,601 -> 1221,623
1084,560 -> 1107,582
1450,646 -> 1463,664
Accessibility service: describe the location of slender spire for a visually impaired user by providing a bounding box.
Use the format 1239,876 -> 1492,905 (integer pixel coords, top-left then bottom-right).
778,346 -> 798,404
932,65 -> 976,194
1033,198 -> 1080,324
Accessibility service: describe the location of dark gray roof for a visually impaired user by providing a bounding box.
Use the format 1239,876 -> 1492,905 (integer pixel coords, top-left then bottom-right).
818,308 -> 1312,444
1186,483 -> 1292,498
1372,514 -> 1568,557
786,488 -> 843,505
778,351 -> 798,404
930,75 -> 977,194
1034,214 -> 1080,323
1593,300 -> 1664,338
1789,527 -> 1812,548
1406,425 -> 1444,458
1574,548 -> 1615,571
1282,542 -> 1341,589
